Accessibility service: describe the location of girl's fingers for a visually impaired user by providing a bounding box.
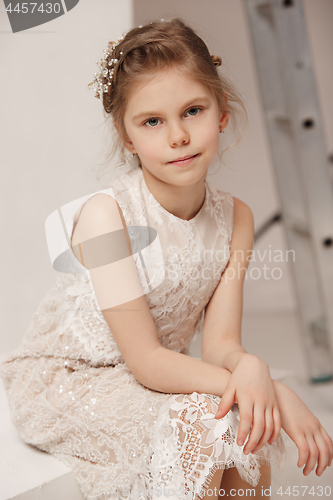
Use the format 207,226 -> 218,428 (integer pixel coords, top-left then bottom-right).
296,434 -> 310,469
237,402 -> 254,447
215,386 -> 236,419
268,406 -> 282,445
302,435 -> 319,476
251,408 -> 274,453
243,404 -> 265,455
313,429 -> 331,476
319,426 -> 333,466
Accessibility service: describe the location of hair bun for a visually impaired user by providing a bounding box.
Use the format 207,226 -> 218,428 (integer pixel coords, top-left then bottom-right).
211,55 -> 222,67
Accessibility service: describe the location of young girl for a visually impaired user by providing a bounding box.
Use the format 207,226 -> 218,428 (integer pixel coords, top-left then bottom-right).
1,18 -> 332,500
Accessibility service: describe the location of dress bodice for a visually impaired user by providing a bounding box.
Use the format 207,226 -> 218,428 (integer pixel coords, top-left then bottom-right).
10,167 -> 234,367
112,167 -> 234,354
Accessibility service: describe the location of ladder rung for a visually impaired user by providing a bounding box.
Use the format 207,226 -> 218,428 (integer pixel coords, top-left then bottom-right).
248,0 -> 271,9
287,220 -> 310,236
266,111 -> 292,123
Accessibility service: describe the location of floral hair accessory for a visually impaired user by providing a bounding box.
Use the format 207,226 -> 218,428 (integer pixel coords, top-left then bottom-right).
87,20 -> 221,103
87,33 -> 127,101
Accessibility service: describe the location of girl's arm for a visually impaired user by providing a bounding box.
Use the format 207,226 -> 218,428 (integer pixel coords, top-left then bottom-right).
103,294 -> 232,397
203,198 -> 282,453
72,193 -> 232,398
201,196 -> 255,372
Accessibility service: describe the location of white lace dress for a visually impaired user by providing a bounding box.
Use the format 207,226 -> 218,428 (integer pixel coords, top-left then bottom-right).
1,167 -> 288,500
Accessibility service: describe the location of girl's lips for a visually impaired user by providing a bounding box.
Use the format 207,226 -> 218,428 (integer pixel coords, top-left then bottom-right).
168,153 -> 199,166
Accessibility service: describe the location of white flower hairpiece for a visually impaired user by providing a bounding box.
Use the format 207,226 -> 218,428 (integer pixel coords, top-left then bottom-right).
87,33 -> 127,101
87,20 -> 168,103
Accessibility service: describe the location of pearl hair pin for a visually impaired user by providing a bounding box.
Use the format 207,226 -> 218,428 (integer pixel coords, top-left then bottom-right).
87,21 -> 169,101
87,33 -> 127,101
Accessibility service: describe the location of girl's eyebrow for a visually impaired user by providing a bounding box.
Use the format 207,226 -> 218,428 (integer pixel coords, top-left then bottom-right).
132,96 -> 210,121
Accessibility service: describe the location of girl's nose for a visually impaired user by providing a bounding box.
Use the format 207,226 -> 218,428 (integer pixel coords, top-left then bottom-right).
168,122 -> 190,147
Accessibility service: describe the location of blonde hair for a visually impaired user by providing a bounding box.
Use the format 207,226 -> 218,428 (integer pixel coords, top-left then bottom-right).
93,18 -> 248,180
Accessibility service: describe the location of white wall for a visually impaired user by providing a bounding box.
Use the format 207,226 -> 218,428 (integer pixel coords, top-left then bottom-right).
0,0 -> 133,353
134,0 -> 333,313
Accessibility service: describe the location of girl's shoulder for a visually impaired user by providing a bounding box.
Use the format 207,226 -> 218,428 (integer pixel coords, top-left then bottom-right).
44,169 -> 138,275
213,185 -> 252,225
228,196 -> 254,257
232,196 -> 253,221
71,193 -> 127,252
45,187 -> 119,275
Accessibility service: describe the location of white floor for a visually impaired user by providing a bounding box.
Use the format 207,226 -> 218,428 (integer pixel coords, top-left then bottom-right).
189,309 -> 333,497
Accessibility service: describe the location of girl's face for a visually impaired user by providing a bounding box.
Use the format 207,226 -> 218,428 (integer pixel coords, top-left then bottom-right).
121,65 -> 229,188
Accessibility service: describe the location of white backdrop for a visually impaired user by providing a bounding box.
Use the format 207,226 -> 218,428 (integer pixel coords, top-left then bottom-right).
0,0 -> 133,353
1,0 -> 332,353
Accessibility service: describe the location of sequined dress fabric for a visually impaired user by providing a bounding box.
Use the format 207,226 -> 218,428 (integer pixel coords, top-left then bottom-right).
1,167 -> 287,500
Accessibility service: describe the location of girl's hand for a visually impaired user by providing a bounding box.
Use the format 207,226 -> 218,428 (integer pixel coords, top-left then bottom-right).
215,354 -> 281,455
273,380 -> 333,477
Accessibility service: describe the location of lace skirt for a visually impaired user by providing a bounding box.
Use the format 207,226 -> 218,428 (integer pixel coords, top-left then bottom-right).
1,354 -> 290,500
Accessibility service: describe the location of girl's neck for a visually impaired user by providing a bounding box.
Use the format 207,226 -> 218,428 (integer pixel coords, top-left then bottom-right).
140,165 -> 207,221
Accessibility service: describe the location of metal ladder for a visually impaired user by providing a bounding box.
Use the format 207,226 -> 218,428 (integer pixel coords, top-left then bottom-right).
243,0 -> 333,382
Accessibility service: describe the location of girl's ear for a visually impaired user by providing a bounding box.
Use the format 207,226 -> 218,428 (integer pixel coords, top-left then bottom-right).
123,135 -> 137,155
219,110 -> 229,131
113,121 -> 137,155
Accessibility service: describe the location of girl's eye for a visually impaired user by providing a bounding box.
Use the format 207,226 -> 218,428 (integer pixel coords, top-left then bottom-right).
143,108 -> 201,127
144,118 -> 162,128
186,107 -> 202,117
